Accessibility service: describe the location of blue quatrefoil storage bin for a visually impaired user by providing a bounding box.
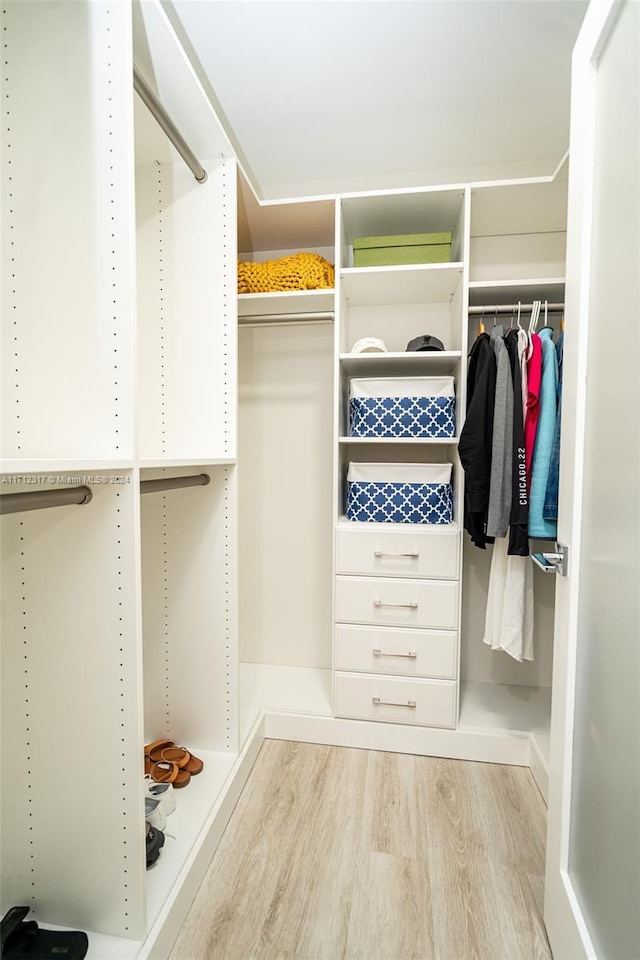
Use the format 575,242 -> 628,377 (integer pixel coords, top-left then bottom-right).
346,462 -> 454,524
349,377 -> 455,439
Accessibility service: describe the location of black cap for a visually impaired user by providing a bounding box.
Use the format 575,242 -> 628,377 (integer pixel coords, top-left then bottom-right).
406,334 -> 446,352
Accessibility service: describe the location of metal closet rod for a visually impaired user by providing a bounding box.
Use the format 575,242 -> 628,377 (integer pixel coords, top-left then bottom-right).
0,485 -> 93,516
469,302 -> 564,315
133,65 -> 207,184
140,473 -> 210,495
238,312 -> 335,326
0,474 -> 210,516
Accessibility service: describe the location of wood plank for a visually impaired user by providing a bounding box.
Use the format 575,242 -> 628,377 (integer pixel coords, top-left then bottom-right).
169,741 -> 551,960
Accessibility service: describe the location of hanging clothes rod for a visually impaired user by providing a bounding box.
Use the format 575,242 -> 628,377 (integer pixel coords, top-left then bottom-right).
238,312 -> 335,325
140,473 -> 210,495
133,65 -> 207,184
0,485 -> 93,516
468,302 -> 564,315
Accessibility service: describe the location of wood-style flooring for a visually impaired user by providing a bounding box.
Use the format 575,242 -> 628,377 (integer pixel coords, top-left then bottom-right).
169,740 -> 551,960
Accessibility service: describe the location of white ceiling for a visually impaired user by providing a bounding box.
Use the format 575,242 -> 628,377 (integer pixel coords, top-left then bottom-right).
165,0 -> 588,202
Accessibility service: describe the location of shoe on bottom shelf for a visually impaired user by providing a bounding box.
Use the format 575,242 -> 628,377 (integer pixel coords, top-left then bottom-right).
1,906 -> 89,959
144,774 -> 176,816
145,796 -> 167,832
146,822 -> 165,869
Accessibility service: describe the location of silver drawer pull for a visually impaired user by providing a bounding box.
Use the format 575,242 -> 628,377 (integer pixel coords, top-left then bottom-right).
374,550 -> 419,559
373,600 -> 418,609
373,648 -> 417,659
373,697 -> 417,708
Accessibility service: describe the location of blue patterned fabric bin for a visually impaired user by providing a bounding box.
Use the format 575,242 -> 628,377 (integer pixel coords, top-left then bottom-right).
346,463 -> 454,524
349,377 -> 455,438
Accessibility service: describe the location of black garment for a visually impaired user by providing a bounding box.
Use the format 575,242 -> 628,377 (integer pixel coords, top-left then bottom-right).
504,329 -> 529,557
459,333 -> 497,549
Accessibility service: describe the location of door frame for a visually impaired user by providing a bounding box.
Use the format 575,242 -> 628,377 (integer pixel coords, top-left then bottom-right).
543,1 -> 626,957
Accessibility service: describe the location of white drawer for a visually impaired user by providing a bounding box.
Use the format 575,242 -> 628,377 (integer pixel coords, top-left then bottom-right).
335,624 -> 457,679
336,575 -> 459,630
336,525 -> 459,579
334,672 -> 457,728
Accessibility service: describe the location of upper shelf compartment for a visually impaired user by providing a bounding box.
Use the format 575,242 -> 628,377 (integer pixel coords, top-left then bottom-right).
238,177 -> 336,260
339,188 -> 466,270
237,172 -> 337,319
341,263 -> 463,306
470,178 -> 568,283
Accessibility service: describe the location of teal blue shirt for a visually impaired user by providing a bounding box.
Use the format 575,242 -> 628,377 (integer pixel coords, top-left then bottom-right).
528,327 -> 558,539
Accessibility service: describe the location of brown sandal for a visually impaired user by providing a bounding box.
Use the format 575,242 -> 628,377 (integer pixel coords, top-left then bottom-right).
144,740 -> 191,787
145,738 -> 203,777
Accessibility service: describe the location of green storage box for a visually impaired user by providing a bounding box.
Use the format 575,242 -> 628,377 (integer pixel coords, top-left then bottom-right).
353,231 -> 452,267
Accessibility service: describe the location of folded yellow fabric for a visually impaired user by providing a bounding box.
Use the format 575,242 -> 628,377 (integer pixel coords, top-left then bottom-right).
238,252 -> 334,294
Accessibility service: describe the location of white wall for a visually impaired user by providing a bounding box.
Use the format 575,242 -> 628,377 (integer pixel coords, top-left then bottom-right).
238,321 -> 334,668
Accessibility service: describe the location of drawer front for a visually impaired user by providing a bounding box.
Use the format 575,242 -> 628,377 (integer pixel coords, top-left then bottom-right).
334,672 -> 457,728
336,576 -> 459,630
336,526 -> 459,579
335,624 -> 457,679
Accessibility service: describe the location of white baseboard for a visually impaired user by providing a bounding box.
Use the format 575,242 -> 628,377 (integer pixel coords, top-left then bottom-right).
264,711 -> 532,765
529,735 -> 550,804
544,868 -> 596,960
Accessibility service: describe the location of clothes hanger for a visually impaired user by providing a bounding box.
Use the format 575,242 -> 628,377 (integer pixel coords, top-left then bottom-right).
528,300 -> 540,336
478,305 -> 485,335
561,308 -> 565,332
540,300 -> 556,333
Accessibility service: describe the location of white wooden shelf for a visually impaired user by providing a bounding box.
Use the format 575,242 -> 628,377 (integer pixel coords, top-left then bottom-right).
340,351 -> 462,376
238,289 -> 335,319
337,516 -> 460,534
468,278 -> 565,305
339,436 -> 459,445
145,749 -> 237,930
139,458 -> 236,470
341,263 -> 463,306
0,460 -> 135,475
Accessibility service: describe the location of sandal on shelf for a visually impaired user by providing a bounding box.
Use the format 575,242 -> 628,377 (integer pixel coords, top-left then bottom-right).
144,741 -> 191,787
180,747 -> 204,776
145,738 -> 203,778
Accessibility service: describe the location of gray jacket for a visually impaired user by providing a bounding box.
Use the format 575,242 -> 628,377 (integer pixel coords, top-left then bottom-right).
486,327 -> 513,538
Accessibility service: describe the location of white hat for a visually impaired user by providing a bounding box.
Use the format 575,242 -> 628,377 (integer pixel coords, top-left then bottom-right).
351,337 -> 388,354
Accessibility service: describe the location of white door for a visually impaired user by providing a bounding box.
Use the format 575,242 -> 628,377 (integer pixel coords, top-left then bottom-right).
544,1 -> 639,957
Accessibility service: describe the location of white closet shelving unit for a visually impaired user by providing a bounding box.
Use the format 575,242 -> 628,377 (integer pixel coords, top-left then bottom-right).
459,171 -> 568,794
1,4 -> 145,954
237,175 -> 336,742
333,188 -> 468,730
238,176 -> 566,800
1,2 -> 246,958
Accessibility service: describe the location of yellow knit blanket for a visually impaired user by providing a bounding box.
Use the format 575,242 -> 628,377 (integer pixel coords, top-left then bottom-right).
238,252 -> 334,294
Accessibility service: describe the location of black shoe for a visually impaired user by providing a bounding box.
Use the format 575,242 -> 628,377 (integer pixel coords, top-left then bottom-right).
146,821 -> 165,868
1,905 -> 88,959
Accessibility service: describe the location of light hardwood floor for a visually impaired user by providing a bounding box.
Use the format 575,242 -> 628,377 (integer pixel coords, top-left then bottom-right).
169,740 -> 551,960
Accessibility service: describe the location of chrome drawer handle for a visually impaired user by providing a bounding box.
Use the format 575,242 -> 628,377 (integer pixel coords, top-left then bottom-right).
373,697 -> 417,709
373,600 -> 418,609
373,648 -> 417,659
374,551 -> 419,559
